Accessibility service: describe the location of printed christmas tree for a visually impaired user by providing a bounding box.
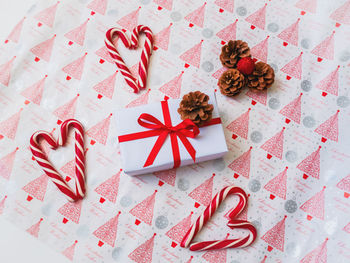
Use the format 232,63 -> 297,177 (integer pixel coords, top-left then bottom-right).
117,7 -> 140,31
93,71 -> 117,99
245,3 -> 267,30
343,222 -> 350,233
212,67 -> 227,80
314,110 -> 339,143
22,174 -> 49,202
166,212 -> 193,247
278,18 -> 300,46
216,19 -> 237,44
185,256 -> 194,263
26,218 -> 43,238
30,35 -> 56,62
0,56 -> 16,87
62,53 -> 88,81
34,1 -> 59,27
62,240 -> 78,261
0,148 -> 19,180
226,108 -> 251,139
330,1 -> 350,25
214,0 -> 234,13
60,159 -> 75,182
87,0 -> 108,15
295,0 -> 318,13
188,174 -> 214,207
251,36 -> 269,63
94,170 -> 122,203
336,174 -> 350,198
261,127 -> 285,159
300,238 -> 328,263
261,215 -> 287,252
264,167 -> 288,200
5,17 -> 25,44
159,71 -> 184,99
260,256 -> 267,263
0,109 -> 22,140
126,90 -> 150,108
202,236 -> 228,262
297,146 -> 321,179
53,94 -> 79,124
185,2 -> 206,28
58,200 -> 83,224
180,40 -> 203,68
86,113 -> 112,145
246,88 -> 267,106
64,19 -> 89,46
95,46 -> 114,64
0,195 -> 7,215
228,146 -> 252,179
153,168 -> 176,186
316,65 -> 340,96
130,190 -> 157,225
279,93 -> 302,124
128,233 -> 156,263
153,0 -> 173,11
93,212 -> 121,247
281,52 -> 303,80
300,186 -> 326,220
154,23 -> 172,51
311,31 -> 335,62
21,75 -> 47,105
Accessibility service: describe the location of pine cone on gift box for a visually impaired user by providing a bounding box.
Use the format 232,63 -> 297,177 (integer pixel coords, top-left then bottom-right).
220,40 -> 251,68
178,91 -> 214,126
218,69 -> 246,96
247,62 -> 275,92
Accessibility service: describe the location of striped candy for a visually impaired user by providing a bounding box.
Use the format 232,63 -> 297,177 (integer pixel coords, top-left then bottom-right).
180,185 -> 257,251
30,119 -> 86,202
105,25 -> 154,93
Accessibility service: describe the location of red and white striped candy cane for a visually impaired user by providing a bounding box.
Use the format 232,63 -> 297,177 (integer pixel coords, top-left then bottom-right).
180,185 -> 257,251
105,25 -> 153,93
30,119 -> 86,202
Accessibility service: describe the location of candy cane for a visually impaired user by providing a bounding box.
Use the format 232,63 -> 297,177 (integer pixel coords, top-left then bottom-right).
30,119 -> 86,202
105,25 -> 153,93
180,185 -> 257,251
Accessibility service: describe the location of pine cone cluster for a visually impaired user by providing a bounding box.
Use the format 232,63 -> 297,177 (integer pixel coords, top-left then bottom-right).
218,69 -> 245,97
247,62 -> 275,92
220,40 -> 251,68
178,91 -> 214,126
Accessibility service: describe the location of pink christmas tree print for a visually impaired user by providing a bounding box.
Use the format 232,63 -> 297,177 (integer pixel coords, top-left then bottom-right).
316,65 -> 340,97
166,212 -> 193,247
64,19 -> 89,46
297,146 -> 321,180
153,168 -> 176,186
212,67 -> 227,80
278,18 -> 300,46
185,2 -> 206,28
128,233 -> 156,263
311,31 -> 335,62
62,240 -> 78,261
22,174 -> 48,202
5,17 -> 25,44
21,75 -> 47,105
53,94 -> 79,124
188,173 -> 215,207
86,113 -> 112,145
0,108 -> 22,140
261,127 -> 285,160
281,52 -> 303,80
62,53 -> 88,81
314,110 -> 339,143
30,35 -> 56,62
60,159 -> 75,182
336,174 -> 350,198
300,238 -> 328,263
202,236 -> 228,262
153,0 -> 173,11
279,93 -> 303,124
330,1 -> 350,26
226,108 -> 251,139
246,88 -> 267,106
0,148 -> 18,180
300,186 -> 326,220
0,195 -> 7,215
0,56 -> 16,87
245,3 -> 267,30
95,46 -> 114,64
154,23 -> 172,51
94,169 -> 122,203
251,36 -> 269,63
264,167 -> 288,200
130,190 -> 157,225
261,256 -> 268,263
180,40 -> 203,68
34,1 -> 59,27
159,71 -> 184,99
216,19 -> 238,44
93,71 -> 117,99
117,7 -> 140,32
26,218 -> 43,238
58,200 -> 83,224
295,0 -> 317,14
126,90 -> 150,108
344,222 -> 350,233
87,0 -> 108,15
186,256 -> 194,263
215,0 -> 234,13
261,215 -> 287,252
93,212 -> 121,247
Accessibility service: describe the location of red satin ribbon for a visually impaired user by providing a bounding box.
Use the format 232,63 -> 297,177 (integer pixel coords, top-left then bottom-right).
118,100 -> 221,168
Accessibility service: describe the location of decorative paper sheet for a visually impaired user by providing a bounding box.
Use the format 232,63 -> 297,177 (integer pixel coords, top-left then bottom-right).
0,0 -> 350,262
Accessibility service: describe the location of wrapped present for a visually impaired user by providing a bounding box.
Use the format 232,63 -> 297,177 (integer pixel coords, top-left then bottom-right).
115,92 -> 228,176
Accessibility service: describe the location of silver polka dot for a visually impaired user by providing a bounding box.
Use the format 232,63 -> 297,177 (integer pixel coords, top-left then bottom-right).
249,179 -> 261,192
250,131 -> 263,143
284,200 -> 297,213
202,28 -> 213,38
267,23 -> 279,32
301,38 -> 311,49
120,195 -> 132,207
155,215 -> 169,229
112,247 -> 122,261
178,178 -> 190,191
285,151 -> 297,162
236,6 -> 247,16
202,61 -> 214,72
268,98 -> 280,110
170,11 -> 182,22
339,51 -> 350,62
337,96 -> 350,108
303,116 -> 315,128
212,158 -> 226,171
301,80 -> 312,92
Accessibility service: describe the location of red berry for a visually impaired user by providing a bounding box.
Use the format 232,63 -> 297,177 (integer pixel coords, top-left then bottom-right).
237,57 -> 255,75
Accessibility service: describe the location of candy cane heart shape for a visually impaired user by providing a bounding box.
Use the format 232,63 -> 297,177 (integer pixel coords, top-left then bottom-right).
105,25 -> 154,93
180,185 -> 257,251
30,119 -> 86,202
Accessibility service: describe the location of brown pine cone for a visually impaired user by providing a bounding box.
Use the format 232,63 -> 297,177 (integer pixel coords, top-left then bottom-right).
247,62 -> 275,92
178,91 -> 214,126
220,40 -> 251,68
218,69 -> 246,97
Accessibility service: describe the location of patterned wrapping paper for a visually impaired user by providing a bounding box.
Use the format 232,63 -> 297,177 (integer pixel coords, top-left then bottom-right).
0,0 -> 349,262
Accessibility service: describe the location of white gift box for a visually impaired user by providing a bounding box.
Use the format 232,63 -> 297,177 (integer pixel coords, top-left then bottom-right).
115,92 -> 228,176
